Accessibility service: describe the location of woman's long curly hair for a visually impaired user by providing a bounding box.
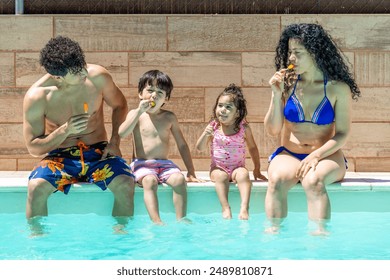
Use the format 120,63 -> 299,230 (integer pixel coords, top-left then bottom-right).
40,36 -> 86,77
211,84 -> 247,132
275,23 -> 360,100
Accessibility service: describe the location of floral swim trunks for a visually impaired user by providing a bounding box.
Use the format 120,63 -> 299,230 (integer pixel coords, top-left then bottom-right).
28,141 -> 134,194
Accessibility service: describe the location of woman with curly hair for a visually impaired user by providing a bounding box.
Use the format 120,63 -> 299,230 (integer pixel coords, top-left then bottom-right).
264,23 -> 360,234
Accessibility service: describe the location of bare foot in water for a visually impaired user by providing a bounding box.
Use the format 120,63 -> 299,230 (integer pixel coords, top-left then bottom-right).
264,218 -> 284,234
28,217 -> 47,238
222,206 -> 232,219
264,226 -> 280,234
238,207 -> 249,220
178,217 -> 192,224
113,224 -> 128,234
310,220 -> 330,236
310,229 -> 330,236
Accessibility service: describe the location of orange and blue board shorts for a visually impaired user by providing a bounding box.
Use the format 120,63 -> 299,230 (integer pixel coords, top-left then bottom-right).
28,141 -> 134,194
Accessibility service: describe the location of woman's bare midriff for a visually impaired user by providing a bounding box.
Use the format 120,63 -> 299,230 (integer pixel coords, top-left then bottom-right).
282,121 -> 335,154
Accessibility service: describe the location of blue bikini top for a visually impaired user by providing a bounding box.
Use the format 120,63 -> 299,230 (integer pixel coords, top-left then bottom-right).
284,75 -> 335,125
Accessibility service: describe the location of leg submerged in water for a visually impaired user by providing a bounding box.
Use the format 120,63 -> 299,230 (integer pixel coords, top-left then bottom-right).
264,153 -> 300,233
233,167 -> 252,220
107,174 -> 135,217
166,172 -> 189,222
26,178 -> 55,236
211,169 -> 232,219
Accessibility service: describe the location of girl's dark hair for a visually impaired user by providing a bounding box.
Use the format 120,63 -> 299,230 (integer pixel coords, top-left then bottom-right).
40,36 -> 86,77
275,23 -> 360,100
138,70 -> 173,100
211,83 -> 247,132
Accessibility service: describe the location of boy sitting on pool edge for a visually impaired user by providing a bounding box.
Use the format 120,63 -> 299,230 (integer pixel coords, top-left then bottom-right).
119,69 -> 203,224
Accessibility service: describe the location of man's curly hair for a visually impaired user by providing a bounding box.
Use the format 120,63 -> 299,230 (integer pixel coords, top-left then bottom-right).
211,83 -> 248,132
40,35 -> 86,77
275,23 -> 360,100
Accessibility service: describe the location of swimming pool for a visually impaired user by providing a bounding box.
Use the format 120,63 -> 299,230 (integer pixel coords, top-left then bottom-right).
1,181 -> 390,260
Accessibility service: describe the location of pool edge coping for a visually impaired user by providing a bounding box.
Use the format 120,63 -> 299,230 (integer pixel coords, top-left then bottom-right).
0,171 -> 389,191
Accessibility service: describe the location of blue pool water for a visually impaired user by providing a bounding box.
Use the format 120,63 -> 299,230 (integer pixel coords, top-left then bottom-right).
1,186 -> 390,260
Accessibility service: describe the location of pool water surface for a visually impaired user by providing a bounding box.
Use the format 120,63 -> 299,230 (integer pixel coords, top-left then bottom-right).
1,186 -> 390,260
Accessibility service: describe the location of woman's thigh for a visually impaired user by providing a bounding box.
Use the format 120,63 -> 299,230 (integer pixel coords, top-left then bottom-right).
301,150 -> 346,187
268,152 -> 301,187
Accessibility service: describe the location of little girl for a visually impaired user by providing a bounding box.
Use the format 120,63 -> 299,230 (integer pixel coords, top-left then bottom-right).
196,84 -> 267,219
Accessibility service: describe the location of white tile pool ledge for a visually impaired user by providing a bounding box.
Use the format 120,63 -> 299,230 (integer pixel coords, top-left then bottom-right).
0,171 -> 389,191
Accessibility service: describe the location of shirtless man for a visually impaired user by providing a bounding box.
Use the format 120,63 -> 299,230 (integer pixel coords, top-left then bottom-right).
119,69 -> 201,224
23,36 -> 135,223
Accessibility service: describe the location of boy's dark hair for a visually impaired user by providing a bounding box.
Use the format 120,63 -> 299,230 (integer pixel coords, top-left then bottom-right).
211,83 -> 248,132
138,70 -> 173,100
40,35 -> 86,77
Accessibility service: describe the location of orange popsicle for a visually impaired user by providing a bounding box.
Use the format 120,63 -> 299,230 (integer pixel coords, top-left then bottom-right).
83,102 -> 88,113
287,64 -> 295,70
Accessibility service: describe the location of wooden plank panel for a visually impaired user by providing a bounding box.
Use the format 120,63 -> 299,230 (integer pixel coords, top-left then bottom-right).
0,124 -> 25,146
242,52 -> 276,87
282,15 -> 390,51
344,123 -> 390,157
168,15 -> 280,51
0,147 -> 30,159
55,16 -> 167,51
0,98 -> 24,123
167,123 -> 206,158
164,88 -> 205,123
0,53 -> 14,86
85,52 -> 129,87
0,159 -> 17,171
352,87 -> 390,122
15,52 -> 44,87
129,52 -> 241,87
355,52 -> 390,86
0,16 -> 53,51
0,87 -> 27,97
355,157 -> 390,172
0,88 -> 26,123
17,159 -> 38,171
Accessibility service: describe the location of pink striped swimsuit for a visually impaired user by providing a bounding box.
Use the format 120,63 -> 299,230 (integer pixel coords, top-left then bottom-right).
210,120 -> 246,180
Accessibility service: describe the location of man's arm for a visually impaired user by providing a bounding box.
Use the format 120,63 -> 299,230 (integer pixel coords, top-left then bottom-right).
99,68 -> 128,157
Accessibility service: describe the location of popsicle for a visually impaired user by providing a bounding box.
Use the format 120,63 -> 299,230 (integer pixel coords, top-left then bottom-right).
150,101 -> 156,107
287,64 -> 295,70
83,102 -> 88,113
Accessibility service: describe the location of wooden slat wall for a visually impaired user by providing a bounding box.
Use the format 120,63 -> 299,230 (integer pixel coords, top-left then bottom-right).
0,14 -> 389,171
